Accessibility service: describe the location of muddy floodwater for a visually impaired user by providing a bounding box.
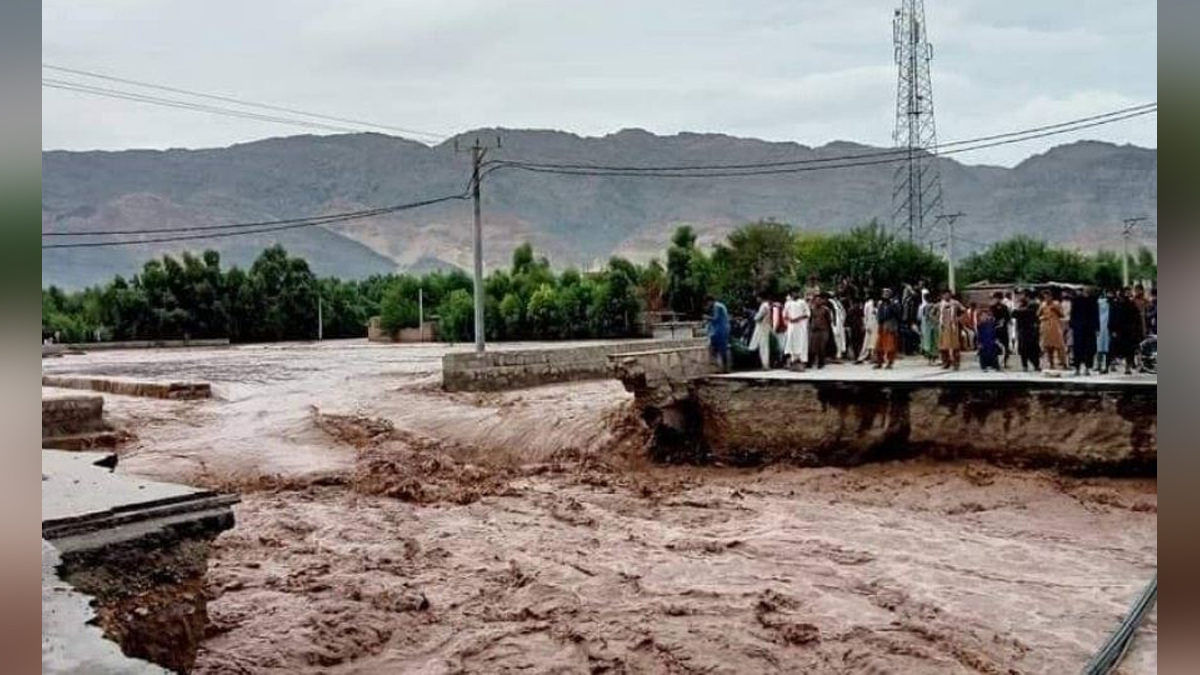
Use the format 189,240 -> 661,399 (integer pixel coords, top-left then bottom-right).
44,340 -> 1157,674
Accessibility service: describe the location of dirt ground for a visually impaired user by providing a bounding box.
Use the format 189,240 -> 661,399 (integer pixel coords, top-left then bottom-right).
43,340 -> 1157,674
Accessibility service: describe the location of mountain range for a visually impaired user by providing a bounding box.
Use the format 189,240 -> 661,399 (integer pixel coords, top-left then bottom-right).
42,129 -> 1157,289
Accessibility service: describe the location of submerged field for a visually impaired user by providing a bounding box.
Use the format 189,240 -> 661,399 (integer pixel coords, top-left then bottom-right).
44,340 -> 1157,674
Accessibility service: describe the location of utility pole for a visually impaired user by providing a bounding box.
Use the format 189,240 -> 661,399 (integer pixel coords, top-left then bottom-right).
934,212 -> 965,293
459,136 -> 502,353
317,294 -> 323,341
418,287 -> 424,342
1121,216 -> 1147,287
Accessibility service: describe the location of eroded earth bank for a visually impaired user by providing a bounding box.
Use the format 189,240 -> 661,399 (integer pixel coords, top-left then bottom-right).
44,341 -> 1157,674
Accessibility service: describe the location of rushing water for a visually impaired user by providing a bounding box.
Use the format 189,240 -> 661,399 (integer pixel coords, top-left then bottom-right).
45,340 -> 1157,674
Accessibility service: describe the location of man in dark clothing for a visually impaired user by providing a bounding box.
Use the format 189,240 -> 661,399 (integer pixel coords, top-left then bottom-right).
900,285 -> 920,354
1147,287 -> 1157,336
846,297 -> 864,364
1110,287 -> 1145,374
1012,293 -> 1041,371
808,294 -> 834,369
1069,289 -> 1099,375
989,291 -> 1012,370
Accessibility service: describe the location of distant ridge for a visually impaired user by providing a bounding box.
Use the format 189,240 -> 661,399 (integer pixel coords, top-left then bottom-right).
42,130 -> 1156,288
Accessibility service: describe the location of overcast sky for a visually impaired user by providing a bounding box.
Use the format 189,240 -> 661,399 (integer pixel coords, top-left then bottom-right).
42,0 -> 1156,166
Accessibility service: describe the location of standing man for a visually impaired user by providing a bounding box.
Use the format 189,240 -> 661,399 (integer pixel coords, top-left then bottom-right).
1132,284 -> 1149,336
874,288 -> 901,369
1012,293 -> 1041,372
1004,291 -> 1018,356
808,294 -> 834,369
976,307 -> 1001,371
937,290 -> 965,370
704,295 -> 731,373
1070,288 -> 1099,375
783,289 -> 810,370
1038,290 -> 1067,370
917,290 -> 935,364
990,292 -> 1012,370
829,294 -> 847,360
858,293 -> 878,364
1111,287 -> 1143,374
748,292 -> 773,370
1097,289 -> 1112,373
1145,286 -> 1157,336
900,285 -> 920,355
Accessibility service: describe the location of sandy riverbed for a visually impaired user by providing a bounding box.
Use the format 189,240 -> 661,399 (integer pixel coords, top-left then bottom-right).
44,340 -> 1157,674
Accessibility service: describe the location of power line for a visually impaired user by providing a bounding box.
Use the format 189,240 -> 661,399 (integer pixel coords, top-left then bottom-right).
43,63 -> 448,141
44,203 -> 410,237
488,110 -> 1155,180
44,79 -> 365,134
42,193 -> 468,249
486,103 -> 1155,175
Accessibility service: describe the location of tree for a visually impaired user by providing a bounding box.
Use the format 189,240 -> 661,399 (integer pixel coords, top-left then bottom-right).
498,292 -> 525,339
958,236 -> 1093,286
640,259 -> 666,314
379,279 -> 421,332
556,273 -> 593,339
666,225 -> 709,317
437,289 -> 475,342
792,221 -> 944,296
711,220 -> 796,310
526,284 -> 561,338
247,245 -> 318,341
590,257 -> 643,337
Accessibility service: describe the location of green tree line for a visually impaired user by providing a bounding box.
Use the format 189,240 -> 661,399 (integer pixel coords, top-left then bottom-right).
956,235 -> 1157,288
42,224 -> 1155,344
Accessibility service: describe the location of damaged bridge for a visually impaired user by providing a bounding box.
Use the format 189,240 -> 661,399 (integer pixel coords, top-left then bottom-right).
609,347 -> 1157,474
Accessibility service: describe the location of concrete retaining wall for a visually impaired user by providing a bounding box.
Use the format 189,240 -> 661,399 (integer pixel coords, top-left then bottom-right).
43,375 -> 212,400
43,395 -> 106,438
443,338 -> 706,392
367,317 -> 438,343
43,338 -> 228,357
696,378 -> 1156,472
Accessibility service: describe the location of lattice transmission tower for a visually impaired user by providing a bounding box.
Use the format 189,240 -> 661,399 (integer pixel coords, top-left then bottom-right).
892,0 -> 944,244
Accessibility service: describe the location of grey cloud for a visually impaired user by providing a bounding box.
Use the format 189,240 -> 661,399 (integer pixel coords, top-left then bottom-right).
42,0 -> 1156,166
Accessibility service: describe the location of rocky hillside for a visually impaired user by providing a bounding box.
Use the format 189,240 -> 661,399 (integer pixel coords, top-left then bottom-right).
42,130 -> 1157,288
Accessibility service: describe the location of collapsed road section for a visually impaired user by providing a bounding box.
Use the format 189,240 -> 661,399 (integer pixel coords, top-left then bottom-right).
42,450 -> 237,673
610,347 -> 1156,473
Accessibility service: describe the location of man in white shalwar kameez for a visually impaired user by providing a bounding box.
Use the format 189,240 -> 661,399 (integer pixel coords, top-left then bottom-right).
829,296 -> 847,359
858,296 -> 877,363
747,293 -> 773,369
782,291 -> 810,368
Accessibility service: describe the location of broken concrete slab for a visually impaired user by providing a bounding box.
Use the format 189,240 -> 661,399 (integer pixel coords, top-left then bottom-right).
42,450 -> 237,672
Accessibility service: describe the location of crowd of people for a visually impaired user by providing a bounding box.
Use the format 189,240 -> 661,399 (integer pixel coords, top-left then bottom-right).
704,277 -> 1157,376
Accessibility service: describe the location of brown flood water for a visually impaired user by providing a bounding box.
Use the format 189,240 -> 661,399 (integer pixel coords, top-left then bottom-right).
44,340 -> 1157,674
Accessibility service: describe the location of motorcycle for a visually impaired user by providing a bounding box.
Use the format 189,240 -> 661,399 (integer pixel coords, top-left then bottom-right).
1138,335 -> 1156,374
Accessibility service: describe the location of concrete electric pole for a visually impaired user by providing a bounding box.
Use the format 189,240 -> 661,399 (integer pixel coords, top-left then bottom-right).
934,212 -> 965,293
317,294 -> 323,341
1121,216 -> 1147,287
461,136 -> 501,354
